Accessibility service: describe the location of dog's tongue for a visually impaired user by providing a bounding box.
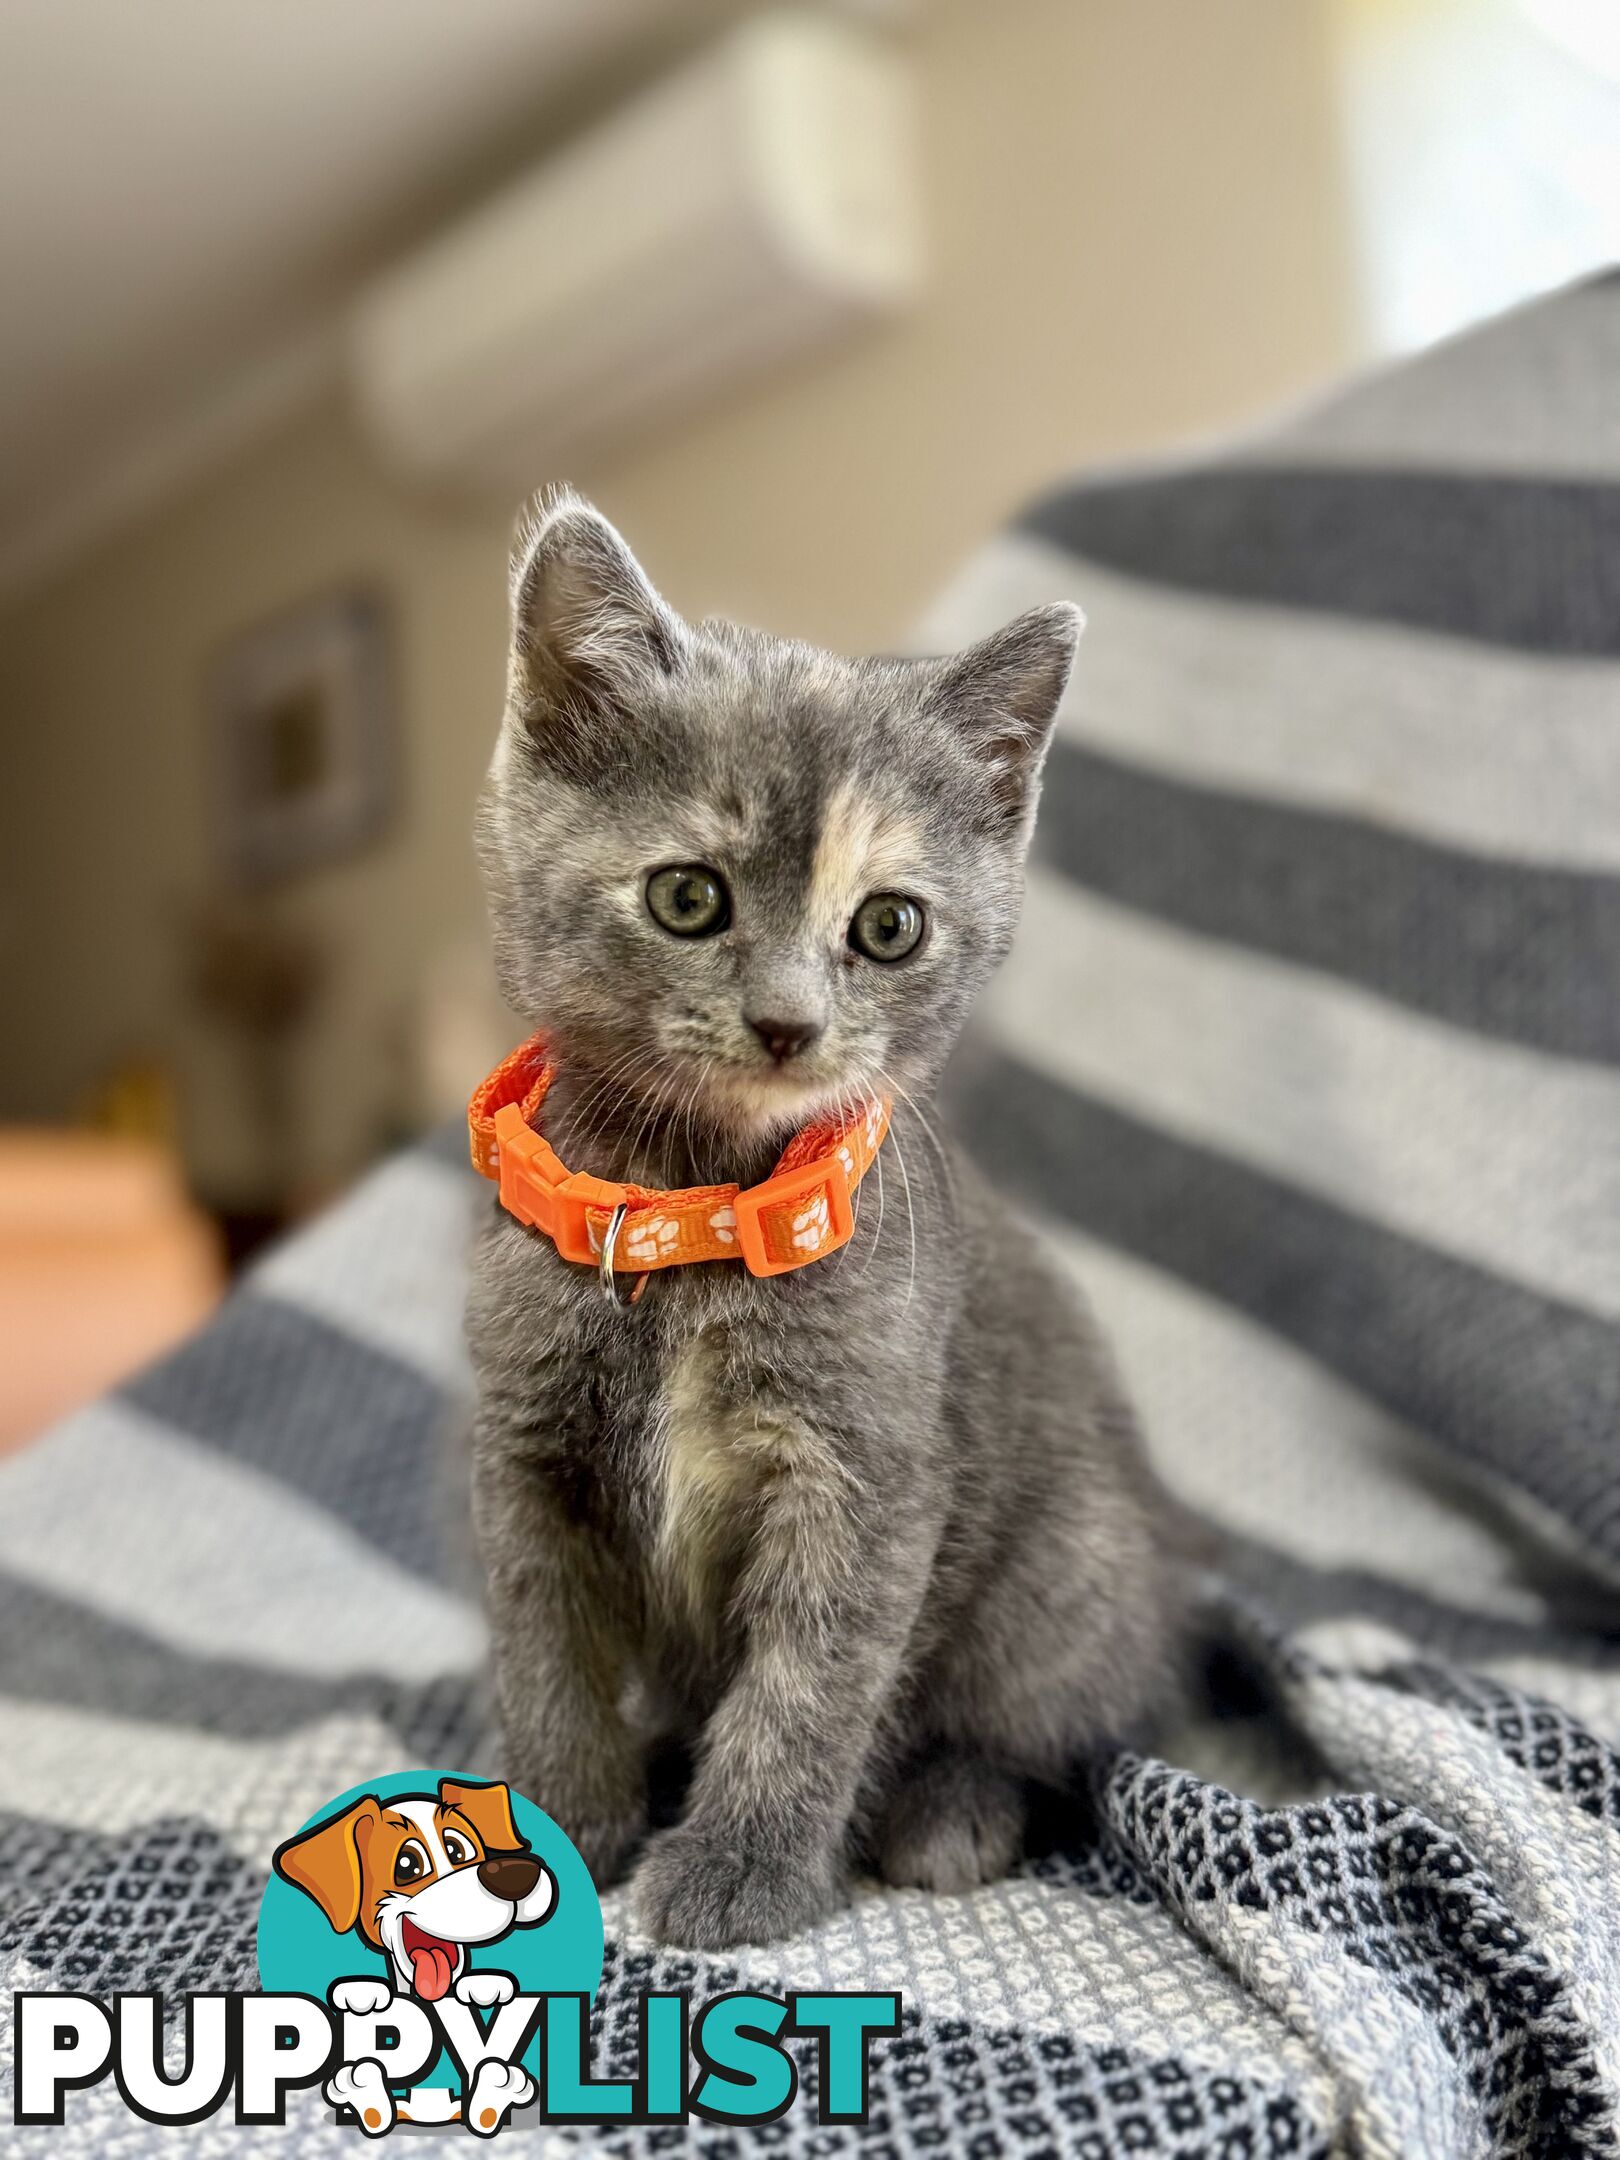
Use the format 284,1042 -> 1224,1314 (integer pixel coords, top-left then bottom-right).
409,1939 -> 457,2002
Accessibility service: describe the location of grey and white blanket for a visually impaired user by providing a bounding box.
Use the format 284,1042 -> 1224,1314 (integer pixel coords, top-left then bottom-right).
4,275 -> 1620,2157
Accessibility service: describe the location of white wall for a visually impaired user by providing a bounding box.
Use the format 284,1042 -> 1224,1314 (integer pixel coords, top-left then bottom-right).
0,0 -> 1359,1203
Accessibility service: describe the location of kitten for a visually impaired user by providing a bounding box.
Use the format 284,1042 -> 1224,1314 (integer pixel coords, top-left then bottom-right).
466,490 -> 1186,1949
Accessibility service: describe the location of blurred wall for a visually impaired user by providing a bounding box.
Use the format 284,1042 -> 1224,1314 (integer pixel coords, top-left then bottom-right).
0,0 -> 1360,1204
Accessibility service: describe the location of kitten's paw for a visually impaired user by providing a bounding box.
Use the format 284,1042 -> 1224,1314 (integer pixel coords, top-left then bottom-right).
465,2059 -> 534,2138
878,1753 -> 1024,1894
632,1825 -> 839,1948
324,2059 -> 395,2136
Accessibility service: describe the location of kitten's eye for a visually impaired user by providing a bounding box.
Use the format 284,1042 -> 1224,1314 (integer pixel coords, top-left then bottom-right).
850,893 -> 925,963
442,1830 -> 476,1868
646,865 -> 729,937
393,1839 -> 432,1887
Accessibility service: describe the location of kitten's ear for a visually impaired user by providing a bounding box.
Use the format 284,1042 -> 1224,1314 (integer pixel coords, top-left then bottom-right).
506,489 -> 687,747
930,603 -> 1083,832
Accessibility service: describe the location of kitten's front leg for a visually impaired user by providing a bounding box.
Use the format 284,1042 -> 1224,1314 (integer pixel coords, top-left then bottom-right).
471,1431 -> 647,1885
633,1430 -> 936,1948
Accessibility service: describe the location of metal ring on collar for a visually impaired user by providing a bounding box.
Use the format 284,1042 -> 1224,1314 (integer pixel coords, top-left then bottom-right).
599,1202 -> 647,1310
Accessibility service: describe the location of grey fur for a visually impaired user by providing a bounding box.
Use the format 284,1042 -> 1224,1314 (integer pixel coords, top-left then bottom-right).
466,490 -> 1186,1948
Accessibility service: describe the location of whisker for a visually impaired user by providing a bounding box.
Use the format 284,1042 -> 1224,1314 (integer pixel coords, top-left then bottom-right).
880,1068 -> 957,1221
565,1044 -> 650,1153
854,1086 -> 888,1281
679,1072 -> 696,1186
830,1083 -> 873,1276
624,1067 -> 672,1187
833,1160 -> 864,1274
682,1061 -> 713,1184
888,1121 -> 918,1315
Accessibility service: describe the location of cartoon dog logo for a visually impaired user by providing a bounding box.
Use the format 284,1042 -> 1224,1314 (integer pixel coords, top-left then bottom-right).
272,1777 -> 556,2134
273,1776 -> 555,2003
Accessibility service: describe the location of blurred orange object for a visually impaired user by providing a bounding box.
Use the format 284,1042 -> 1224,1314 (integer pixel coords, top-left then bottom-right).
0,1132 -> 223,1455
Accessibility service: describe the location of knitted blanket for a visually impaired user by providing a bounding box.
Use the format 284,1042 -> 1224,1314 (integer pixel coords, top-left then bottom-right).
5,275 -> 1620,2157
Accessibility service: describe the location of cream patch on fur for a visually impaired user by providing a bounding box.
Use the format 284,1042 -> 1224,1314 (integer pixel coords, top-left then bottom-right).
657,1334 -> 843,1626
657,1337 -> 752,1627
808,780 -> 925,943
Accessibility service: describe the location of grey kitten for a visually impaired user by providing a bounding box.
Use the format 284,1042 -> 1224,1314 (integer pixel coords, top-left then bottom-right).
466,490 -> 1185,1950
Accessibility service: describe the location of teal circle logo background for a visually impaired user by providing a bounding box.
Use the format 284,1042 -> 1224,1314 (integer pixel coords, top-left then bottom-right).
256,1771 -> 603,2092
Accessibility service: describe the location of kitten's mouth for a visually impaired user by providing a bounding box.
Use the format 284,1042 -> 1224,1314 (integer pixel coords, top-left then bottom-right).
708,1061 -> 845,1133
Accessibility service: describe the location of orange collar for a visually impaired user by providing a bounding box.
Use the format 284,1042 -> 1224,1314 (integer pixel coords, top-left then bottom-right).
469,1033 -> 891,1281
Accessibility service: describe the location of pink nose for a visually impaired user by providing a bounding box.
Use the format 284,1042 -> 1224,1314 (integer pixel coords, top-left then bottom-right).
749,1016 -> 822,1064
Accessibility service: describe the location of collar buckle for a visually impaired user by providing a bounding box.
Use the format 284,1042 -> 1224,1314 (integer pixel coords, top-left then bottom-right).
734,1154 -> 855,1278
493,1104 -> 629,1264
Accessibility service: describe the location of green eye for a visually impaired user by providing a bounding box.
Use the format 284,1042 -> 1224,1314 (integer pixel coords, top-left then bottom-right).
850,892 -> 925,963
646,865 -> 729,937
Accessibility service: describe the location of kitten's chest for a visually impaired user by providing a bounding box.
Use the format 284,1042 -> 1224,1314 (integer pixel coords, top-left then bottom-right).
508,1228 -> 838,1626
592,1303 -> 808,1626
654,1329 -> 766,1619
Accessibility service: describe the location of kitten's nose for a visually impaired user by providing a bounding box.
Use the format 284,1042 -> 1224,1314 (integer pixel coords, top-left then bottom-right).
749,1016 -> 822,1064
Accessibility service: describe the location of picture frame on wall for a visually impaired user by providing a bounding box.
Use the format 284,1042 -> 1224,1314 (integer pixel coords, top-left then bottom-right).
210,589 -> 394,887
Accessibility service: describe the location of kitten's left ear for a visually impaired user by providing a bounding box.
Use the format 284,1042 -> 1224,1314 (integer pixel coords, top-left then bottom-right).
930,603 -> 1083,833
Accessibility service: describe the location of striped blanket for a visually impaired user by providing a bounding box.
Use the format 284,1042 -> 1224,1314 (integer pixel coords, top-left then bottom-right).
4,274 -> 1619,2157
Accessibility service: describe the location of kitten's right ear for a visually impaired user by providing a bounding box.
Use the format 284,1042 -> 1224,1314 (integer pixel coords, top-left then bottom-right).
929,602 -> 1082,835
506,489 -> 687,747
